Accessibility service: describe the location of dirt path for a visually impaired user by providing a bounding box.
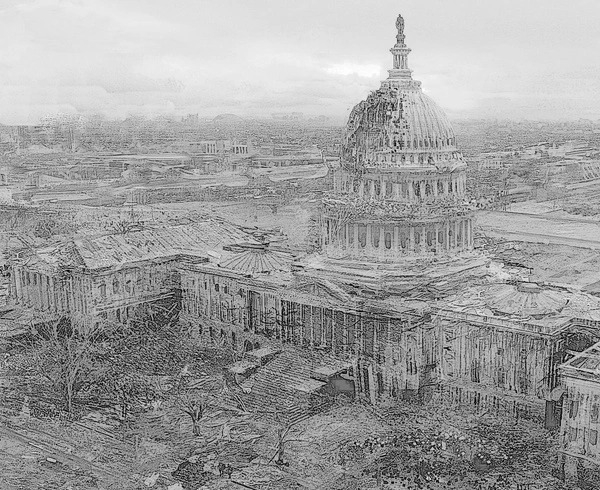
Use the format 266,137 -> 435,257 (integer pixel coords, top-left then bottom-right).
0,421 -> 128,488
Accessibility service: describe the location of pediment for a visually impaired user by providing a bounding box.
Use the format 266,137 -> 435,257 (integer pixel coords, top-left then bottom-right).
293,278 -> 351,303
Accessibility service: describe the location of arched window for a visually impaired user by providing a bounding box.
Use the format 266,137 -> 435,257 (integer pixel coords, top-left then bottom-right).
385,232 -> 392,249
386,181 -> 393,198
413,182 -> 420,198
425,182 -> 432,196
372,226 -> 380,248
427,231 -> 433,246
438,181 -> 444,194
358,225 -> 367,248
400,232 -> 408,250
373,180 -> 381,197
113,277 -> 119,293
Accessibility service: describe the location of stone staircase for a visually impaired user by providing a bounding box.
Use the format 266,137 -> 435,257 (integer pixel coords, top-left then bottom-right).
230,347 -> 343,425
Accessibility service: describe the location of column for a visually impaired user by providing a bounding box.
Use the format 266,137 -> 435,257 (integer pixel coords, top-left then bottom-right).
409,227 -> 415,253
14,269 -> 22,304
444,181 -> 449,195
433,179 -> 438,197
453,222 -> 458,249
359,182 -> 365,199
409,181 -> 415,201
419,181 -> 425,199
468,220 -> 473,248
366,225 -> 373,253
435,225 -> 440,253
379,226 -> 385,258
345,224 -> 350,249
393,226 -> 399,255
354,225 -> 359,252
393,183 -> 400,200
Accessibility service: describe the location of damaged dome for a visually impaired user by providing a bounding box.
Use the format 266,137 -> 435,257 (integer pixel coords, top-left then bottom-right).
342,15 -> 464,171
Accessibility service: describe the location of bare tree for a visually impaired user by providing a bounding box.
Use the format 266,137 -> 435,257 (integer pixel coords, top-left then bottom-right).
23,316 -> 103,414
175,376 -> 208,436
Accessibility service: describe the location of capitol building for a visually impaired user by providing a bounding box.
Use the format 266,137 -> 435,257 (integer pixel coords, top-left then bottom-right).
9,16 -> 600,464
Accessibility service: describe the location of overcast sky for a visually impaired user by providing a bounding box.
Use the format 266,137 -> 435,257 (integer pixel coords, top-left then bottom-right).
1,0 -> 599,125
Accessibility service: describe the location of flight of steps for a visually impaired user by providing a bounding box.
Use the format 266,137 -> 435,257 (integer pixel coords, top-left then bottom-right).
231,348 -> 336,425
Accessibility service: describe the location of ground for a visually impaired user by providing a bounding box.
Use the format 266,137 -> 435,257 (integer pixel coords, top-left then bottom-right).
0,334 -> 576,489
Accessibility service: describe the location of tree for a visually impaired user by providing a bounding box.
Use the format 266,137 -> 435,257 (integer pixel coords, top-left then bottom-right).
98,371 -> 160,422
175,376 -> 208,436
23,316 -> 103,414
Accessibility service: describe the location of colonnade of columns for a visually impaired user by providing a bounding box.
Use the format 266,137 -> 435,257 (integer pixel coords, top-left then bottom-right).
373,150 -> 461,167
323,218 -> 473,259
336,172 -> 467,202
11,267 -> 70,313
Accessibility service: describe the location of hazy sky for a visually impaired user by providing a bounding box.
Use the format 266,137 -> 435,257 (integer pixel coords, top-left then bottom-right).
1,0 -> 600,124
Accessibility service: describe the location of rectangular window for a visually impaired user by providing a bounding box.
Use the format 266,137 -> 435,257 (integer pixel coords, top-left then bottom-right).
570,400 -> 579,419
592,404 -> 599,423
591,430 -> 598,446
569,426 -> 577,441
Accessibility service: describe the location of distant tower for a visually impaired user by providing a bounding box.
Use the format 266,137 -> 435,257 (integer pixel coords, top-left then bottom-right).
322,14 -> 473,262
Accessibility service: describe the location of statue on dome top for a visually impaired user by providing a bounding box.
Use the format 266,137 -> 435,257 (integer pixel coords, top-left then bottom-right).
396,14 -> 404,34
396,14 -> 405,42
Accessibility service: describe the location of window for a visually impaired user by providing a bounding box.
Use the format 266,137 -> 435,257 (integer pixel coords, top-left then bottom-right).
113,277 -> 119,293
99,284 -> 106,298
386,182 -> 393,198
33,274 -> 37,286
215,284 -> 220,292
224,285 -> 228,294
569,426 -> 577,441
591,430 -> 598,446
592,404 -> 599,423
413,182 -> 420,198
385,232 -> 392,249
570,400 -> 579,419
427,231 -> 433,247
372,226 -> 380,248
358,225 -> 367,248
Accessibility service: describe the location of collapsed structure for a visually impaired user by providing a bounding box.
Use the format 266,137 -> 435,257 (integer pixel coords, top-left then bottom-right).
6,16 -> 600,454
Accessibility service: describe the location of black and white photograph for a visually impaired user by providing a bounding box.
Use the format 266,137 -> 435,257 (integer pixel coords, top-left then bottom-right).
1,1 -> 600,488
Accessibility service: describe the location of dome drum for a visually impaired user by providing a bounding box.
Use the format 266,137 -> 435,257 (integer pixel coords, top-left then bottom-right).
334,168 -> 467,203
322,216 -> 473,261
